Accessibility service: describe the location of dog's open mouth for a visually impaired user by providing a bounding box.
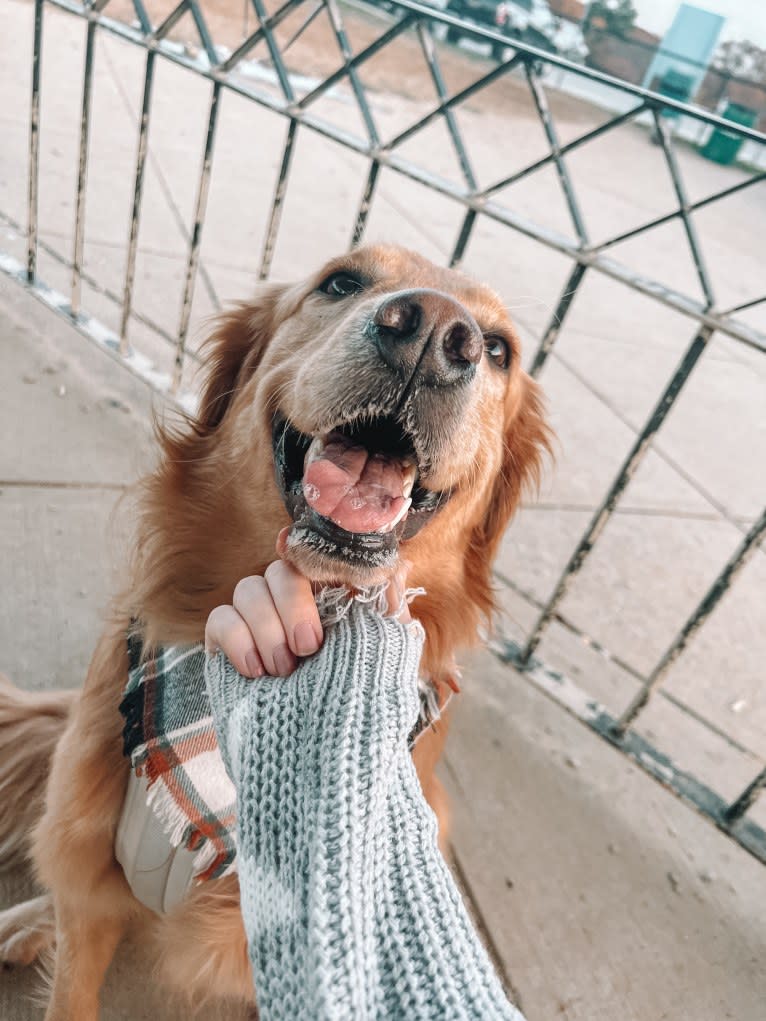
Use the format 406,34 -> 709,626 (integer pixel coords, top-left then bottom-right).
272,413 -> 449,567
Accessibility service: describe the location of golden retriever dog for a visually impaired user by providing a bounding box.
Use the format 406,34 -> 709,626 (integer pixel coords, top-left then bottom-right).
0,244 -> 549,1019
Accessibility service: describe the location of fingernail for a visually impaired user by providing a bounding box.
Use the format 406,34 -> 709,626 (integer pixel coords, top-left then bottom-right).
294,620 -> 319,656
245,651 -> 264,678
273,644 -> 296,677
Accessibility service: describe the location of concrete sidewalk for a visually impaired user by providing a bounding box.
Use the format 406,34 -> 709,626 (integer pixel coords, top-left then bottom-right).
1,275 -> 765,1020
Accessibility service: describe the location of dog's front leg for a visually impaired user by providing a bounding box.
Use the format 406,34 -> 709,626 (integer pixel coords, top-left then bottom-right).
33,625 -> 138,1020
45,901 -> 126,1021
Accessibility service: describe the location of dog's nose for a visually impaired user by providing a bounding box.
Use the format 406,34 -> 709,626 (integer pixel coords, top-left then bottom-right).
370,289 -> 483,386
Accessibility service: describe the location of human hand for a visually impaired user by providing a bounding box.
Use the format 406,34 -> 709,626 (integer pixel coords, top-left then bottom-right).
205,532 -> 410,678
205,556 -> 323,678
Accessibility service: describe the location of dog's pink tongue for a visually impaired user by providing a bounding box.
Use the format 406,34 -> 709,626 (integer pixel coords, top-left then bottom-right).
303,435 -> 408,534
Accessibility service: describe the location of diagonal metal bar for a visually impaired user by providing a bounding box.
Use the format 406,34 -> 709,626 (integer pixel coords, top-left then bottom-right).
525,63 -> 588,245
595,170 -> 766,254
518,325 -> 714,665
282,0 -> 323,51
481,104 -> 644,198
726,767 -> 766,826
120,49 -> 155,351
152,0 -> 191,44
416,20 -> 476,192
130,0 -> 152,34
614,506 -> 766,735
388,51 -> 523,151
449,209 -> 476,268
173,81 -> 222,390
324,0 -> 379,146
652,110 -> 715,309
150,0 -> 218,68
721,294 -> 766,317
71,18 -> 97,317
598,208 -> 684,252
27,0 -> 44,283
350,159 -> 381,247
297,13 -> 415,111
187,0 -> 219,67
218,0 -> 305,74
259,120 -> 298,280
247,0 -> 297,102
527,262 -> 587,377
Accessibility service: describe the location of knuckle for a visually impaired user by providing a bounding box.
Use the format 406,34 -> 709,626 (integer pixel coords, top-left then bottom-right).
206,605 -> 228,632
232,575 -> 265,607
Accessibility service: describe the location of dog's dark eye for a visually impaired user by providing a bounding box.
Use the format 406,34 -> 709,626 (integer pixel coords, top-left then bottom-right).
484,335 -> 511,370
319,272 -> 366,298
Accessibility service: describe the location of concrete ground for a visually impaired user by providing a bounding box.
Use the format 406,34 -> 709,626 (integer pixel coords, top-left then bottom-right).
1,0 -> 765,1017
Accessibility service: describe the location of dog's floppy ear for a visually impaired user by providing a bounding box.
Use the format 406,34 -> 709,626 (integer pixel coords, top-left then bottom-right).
195,283 -> 286,434
466,371 -> 552,618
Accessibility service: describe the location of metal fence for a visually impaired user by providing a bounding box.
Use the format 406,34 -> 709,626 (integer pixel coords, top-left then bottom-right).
2,0 -> 765,863
581,25 -> 766,132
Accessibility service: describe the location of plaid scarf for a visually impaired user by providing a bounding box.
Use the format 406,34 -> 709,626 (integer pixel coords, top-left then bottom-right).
119,604 -> 452,888
120,634 -> 238,881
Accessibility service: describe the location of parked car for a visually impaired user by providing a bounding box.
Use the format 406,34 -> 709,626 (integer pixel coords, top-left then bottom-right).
444,0 -> 517,59
444,0 -> 587,62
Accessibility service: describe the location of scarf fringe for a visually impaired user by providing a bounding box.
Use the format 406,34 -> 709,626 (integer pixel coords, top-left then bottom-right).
138,772 -> 235,880
316,584 -> 426,626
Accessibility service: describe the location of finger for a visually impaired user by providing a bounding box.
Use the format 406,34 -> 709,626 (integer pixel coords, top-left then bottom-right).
205,604 -> 265,679
264,559 -> 323,657
232,575 -> 297,677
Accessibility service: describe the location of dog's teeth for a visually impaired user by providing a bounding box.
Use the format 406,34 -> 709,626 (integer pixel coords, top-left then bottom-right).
394,497 -> 412,526
378,497 -> 412,534
304,435 -> 325,470
402,464 -> 416,499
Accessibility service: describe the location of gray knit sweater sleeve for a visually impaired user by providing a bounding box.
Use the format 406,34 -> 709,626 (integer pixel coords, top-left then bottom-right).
205,596 -> 524,1021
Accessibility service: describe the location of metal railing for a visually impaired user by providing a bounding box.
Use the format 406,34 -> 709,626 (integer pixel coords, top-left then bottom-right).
2,0 -> 764,863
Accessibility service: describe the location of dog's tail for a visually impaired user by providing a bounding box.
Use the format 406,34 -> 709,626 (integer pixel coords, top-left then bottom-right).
0,674 -> 76,866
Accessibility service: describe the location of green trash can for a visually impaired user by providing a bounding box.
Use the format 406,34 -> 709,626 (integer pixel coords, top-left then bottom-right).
700,102 -> 758,165
656,68 -> 694,119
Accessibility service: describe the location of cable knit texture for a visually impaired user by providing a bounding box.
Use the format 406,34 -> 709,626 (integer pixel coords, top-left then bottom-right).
205,595 -> 524,1021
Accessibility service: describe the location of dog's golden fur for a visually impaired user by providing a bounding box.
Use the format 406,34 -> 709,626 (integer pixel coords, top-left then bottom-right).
0,245 -> 550,1019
